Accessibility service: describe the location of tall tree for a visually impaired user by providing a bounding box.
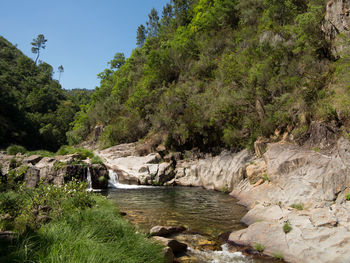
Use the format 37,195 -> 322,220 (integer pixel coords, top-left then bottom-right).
146,8 -> 160,37
136,24 -> 146,47
31,34 -> 47,65
161,3 -> 174,27
108,53 -> 125,69
58,65 -> 64,82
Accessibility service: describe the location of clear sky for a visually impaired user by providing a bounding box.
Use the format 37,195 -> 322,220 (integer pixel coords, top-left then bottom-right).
0,0 -> 168,90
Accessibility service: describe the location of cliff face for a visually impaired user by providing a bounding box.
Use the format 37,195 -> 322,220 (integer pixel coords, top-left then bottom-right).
324,0 -> 350,57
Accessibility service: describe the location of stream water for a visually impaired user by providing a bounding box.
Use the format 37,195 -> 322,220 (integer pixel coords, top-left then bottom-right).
106,171 -> 277,263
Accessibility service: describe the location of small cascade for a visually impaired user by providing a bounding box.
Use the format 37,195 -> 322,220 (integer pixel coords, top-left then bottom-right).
108,169 -> 119,188
87,167 -> 93,191
187,244 -> 247,263
108,169 -> 156,189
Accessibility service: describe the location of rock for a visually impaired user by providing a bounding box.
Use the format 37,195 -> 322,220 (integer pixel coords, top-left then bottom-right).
153,236 -> 187,253
154,162 -> 174,185
323,0 -> 350,57
24,166 -> 41,188
89,164 -> 109,189
162,247 -> 174,263
150,225 -> 186,237
22,155 -> 42,165
175,150 -> 252,192
254,137 -> 269,158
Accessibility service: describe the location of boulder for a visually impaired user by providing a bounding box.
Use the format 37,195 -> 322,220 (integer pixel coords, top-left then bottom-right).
153,236 -> 187,253
162,247 -> 174,263
150,225 -> 186,237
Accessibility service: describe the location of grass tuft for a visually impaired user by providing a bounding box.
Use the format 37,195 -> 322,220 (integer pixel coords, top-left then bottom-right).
253,243 -> 265,252
283,222 -> 292,234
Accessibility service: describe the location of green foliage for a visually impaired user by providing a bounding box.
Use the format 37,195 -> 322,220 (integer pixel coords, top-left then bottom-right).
6,145 -> 27,155
68,0 -> 337,152
253,243 -> 265,252
0,195 -> 164,263
91,156 -> 103,165
0,36 -> 90,151
273,252 -> 284,260
56,146 -> 94,160
25,150 -> 55,158
290,203 -> 304,210
345,193 -> 350,201
283,222 -> 292,233
263,173 -> 269,182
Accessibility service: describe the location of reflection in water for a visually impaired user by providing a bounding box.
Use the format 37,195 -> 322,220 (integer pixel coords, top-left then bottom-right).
108,186 -> 247,236
107,187 -> 277,263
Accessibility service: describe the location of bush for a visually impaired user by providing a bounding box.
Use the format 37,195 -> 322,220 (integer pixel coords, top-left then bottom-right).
283,222 -> 292,234
345,193 -> 350,201
6,145 -> 27,155
290,203 -> 304,210
253,243 -> 265,252
26,150 -> 55,157
91,156 -> 103,165
56,145 -> 94,160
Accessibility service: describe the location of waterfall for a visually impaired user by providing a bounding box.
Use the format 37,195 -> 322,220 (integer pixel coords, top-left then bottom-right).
108,169 -> 155,189
108,169 -> 119,188
87,167 -> 93,191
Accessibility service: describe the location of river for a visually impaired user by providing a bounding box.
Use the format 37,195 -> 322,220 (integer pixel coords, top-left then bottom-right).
106,177 -> 279,263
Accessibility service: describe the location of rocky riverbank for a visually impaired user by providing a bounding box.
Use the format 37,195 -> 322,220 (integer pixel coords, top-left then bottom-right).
0,152 -> 109,189
96,130 -> 350,262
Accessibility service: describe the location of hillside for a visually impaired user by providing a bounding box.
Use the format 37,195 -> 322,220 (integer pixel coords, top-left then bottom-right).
68,0 -> 350,152
0,36 -> 91,151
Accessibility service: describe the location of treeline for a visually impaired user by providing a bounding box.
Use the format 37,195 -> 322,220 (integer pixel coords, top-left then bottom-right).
0,36 -> 92,151
69,0 -> 336,151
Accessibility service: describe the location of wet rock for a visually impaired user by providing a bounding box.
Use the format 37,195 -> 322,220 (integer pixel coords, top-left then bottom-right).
162,246 -> 174,263
89,164 -> 109,189
150,225 -> 187,237
153,236 -> 188,253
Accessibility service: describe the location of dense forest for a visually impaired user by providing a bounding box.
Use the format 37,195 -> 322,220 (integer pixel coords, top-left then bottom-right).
2,0 -> 350,153
0,36 -> 92,151
67,0 -> 349,152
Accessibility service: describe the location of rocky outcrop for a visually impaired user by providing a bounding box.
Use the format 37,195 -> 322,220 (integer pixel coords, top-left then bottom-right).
0,153 -> 109,189
96,143 -> 175,186
174,150 -> 251,192
227,138 -> 350,263
153,236 -> 188,254
323,0 -> 350,57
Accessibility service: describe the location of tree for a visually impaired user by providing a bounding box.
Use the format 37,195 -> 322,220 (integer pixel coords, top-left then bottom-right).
136,24 -> 146,47
108,53 -> 125,69
161,3 -> 174,27
146,8 -> 160,37
58,65 -> 64,82
31,34 -> 47,65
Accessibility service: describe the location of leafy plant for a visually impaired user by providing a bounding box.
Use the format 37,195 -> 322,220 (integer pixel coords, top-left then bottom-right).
263,173 -> 270,182
7,145 -> 27,155
345,193 -> 350,201
56,146 -> 94,160
90,156 -> 103,165
253,243 -> 265,252
283,222 -> 292,234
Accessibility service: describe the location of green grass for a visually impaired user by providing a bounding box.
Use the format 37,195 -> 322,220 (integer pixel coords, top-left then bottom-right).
273,252 -> 284,260
91,156 -> 103,165
25,150 -> 55,158
263,173 -> 269,182
253,243 -> 265,252
283,222 -> 292,234
0,196 -> 164,263
290,203 -> 304,210
56,145 -> 94,160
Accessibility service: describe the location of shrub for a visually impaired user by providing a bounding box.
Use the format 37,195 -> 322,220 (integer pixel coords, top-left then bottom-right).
263,173 -> 269,182
26,150 -> 55,157
91,156 -> 103,165
283,222 -> 292,234
345,193 -> 350,201
56,145 -> 94,160
290,203 -> 304,210
6,145 -> 27,155
253,243 -> 265,252
273,252 -> 284,260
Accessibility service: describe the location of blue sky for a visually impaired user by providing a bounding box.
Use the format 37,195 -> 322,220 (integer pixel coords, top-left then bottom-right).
0,0 -> 168,90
